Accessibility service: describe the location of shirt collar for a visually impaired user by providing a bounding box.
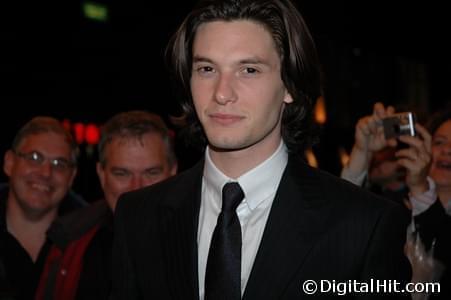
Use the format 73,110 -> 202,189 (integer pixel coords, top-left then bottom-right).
203,141 -> 288,211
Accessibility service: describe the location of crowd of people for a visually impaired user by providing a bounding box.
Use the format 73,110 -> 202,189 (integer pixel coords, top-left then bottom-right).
0,0 -> 449,299
1,111 -> 177,299
342,103 -> 451,299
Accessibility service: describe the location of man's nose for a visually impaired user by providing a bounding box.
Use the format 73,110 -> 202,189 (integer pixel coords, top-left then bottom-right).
130,176 -> 144,190
38,161 -> 53,177
214,73 -> 238,105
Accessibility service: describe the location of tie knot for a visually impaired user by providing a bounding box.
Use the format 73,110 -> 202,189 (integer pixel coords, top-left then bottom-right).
221,182 -> 244,212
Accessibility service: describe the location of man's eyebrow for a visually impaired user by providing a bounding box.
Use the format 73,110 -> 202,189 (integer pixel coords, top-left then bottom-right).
192,56 -> 214,64
111,166 -> 129,172
238,58 -> 267,65
144,166 -> 164,173
192,56 -> 270,66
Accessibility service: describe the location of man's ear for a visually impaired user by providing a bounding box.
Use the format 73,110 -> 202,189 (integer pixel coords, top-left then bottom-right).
68,166 -> 78,187
3,150 -> 15,177
170,162 -> 178,176
96,162 -> 106,190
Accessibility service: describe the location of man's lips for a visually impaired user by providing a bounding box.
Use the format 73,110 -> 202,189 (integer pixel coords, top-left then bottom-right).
209,113 -> 245,125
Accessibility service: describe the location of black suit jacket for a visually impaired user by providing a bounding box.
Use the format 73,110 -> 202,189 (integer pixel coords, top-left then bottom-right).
112,157 -> 411,299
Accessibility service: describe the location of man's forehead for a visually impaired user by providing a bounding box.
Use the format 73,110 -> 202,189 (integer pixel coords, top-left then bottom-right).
17,132 -> 72,153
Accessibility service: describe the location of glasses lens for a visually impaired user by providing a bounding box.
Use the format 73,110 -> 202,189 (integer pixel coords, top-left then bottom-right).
29,151 -> 44,164
51,158 -> 72,170
16,150 -> 73,171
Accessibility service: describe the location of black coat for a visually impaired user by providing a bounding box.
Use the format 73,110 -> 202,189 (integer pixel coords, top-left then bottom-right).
0,184 -> 87,300
112,157 -> 411,299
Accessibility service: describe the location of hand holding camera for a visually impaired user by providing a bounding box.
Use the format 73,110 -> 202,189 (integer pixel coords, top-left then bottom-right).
354,102 -> 396,154
379,110 -> 431,195
392,121 -> 432,196
344,102 -> 432,196
343,102 -> 398,183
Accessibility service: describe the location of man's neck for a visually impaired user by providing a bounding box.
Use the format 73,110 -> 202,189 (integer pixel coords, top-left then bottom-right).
208,138 -> 282,179
6,197 -> 57,262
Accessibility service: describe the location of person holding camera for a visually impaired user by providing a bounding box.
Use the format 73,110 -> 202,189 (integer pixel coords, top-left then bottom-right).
341,102 -> 432,205
342,102 -> 451,299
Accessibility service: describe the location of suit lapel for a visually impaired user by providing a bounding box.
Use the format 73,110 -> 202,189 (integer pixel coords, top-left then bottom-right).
243,157 -> 333,299
159,160 -> 204,300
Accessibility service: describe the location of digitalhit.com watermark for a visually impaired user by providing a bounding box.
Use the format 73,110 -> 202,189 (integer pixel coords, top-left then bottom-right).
302,279 -> 440,296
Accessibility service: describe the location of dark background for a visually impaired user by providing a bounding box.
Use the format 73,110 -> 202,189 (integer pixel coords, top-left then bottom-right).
1,1 -> 450,201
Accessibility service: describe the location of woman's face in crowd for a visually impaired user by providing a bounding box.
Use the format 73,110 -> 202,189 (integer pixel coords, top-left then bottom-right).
429,119 -> 451,190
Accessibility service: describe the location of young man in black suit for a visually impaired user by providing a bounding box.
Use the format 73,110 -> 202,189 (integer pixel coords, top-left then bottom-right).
112,0 -> 411,299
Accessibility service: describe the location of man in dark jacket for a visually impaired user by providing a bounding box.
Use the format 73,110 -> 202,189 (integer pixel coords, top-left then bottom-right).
111,0 -> 412,299
0,117 -> 83,300
36,111 -> 177,300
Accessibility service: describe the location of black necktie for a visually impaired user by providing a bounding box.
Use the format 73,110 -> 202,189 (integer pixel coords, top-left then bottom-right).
205,182 -> 244,300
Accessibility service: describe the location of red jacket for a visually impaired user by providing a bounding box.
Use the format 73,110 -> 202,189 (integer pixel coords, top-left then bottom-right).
35,201 -> 111,300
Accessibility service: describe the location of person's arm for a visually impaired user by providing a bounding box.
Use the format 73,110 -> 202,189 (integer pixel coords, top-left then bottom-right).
409,177 -> 437,216
341,102 -> 396,186
396,123 -> 432,199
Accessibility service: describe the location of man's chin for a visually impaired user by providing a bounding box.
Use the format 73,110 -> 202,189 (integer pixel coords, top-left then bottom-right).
208,139 -> 251,153
17,197 -> 58,219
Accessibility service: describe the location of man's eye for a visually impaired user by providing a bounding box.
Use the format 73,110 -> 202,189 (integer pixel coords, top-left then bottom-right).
241,67 -> 260,75
52,159 -> 70,169
146,170 -> 162,177
197,66 -> 214,73
244,67 -> 258,74
30,151 -> 43,162
113,171 -> 129,177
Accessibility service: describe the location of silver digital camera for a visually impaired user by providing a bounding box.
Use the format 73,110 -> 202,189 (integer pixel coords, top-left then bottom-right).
382,112 -> 416,140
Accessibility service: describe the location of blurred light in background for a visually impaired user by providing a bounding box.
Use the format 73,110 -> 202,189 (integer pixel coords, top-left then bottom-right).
314,96 -> 327,125
83,1 -> 108,22
338,146 -> 350,168
304,148 -> 318,168
65,121 -> 101,145
85,123 -> 100,145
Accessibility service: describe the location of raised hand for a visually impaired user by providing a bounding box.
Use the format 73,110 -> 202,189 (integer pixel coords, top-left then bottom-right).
396,124 -> 432,196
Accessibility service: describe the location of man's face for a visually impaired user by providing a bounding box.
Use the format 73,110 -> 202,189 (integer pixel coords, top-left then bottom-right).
97,132 -> 176,211
190,20 -> 292,156
429,120 -> 451,189
3,132 -> 77,218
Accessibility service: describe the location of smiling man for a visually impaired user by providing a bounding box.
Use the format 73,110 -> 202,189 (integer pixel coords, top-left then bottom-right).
36,111 -> 177,300
0,116 -> 82,300
112,1 -> 411,299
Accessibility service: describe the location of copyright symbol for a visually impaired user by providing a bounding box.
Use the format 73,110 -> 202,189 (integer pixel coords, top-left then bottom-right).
303,280 -> 317,295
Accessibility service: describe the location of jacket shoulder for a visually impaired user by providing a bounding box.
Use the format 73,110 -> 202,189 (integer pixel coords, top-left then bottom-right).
115,159 -> 203,217
288,158 -> 408,219
48,200 -> 111,247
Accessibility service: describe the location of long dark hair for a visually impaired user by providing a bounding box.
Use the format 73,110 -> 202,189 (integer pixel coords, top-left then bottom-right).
167,0 -> 321,153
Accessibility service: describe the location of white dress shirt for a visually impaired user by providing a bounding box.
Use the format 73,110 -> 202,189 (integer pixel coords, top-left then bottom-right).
197,141 -> 288,299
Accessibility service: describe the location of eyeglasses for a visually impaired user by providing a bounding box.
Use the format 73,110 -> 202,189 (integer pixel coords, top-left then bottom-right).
13,150 -> 75,172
